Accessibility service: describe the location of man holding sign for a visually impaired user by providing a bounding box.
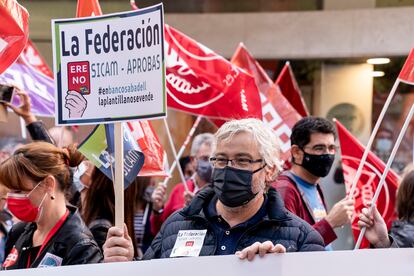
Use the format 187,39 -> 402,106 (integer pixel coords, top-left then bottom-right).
103,119 -> 324,262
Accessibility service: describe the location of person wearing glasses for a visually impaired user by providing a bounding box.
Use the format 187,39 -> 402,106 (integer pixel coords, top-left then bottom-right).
149,133 -> 215,236
103,119 -> 324,262
273,117 -> 354,249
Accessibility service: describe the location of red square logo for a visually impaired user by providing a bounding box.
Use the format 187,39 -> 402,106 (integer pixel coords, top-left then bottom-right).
185,241 -> 194,247
68,61 -> 90,95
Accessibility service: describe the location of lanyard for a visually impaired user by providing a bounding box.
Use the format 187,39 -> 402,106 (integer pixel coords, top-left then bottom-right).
26,209 -> 69,268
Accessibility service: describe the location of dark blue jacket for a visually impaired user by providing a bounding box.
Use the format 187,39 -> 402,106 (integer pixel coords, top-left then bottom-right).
143,186 -> 325,259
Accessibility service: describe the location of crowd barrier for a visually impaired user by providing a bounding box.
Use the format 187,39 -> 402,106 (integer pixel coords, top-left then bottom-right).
2,248 -> 414,275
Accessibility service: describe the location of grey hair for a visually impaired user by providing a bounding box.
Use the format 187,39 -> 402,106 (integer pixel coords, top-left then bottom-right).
190,133 -> 215,156
214,118 -> 283,178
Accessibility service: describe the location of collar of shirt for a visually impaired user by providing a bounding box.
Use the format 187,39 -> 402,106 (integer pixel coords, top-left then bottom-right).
204,194 -> 268,230
203,194 -> 268,255
292,173 -> 317,189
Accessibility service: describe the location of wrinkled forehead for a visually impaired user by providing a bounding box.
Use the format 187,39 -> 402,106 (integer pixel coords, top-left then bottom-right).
215,131 -> 260,157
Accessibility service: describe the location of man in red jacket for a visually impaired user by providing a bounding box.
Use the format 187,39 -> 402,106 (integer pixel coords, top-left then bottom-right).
273,117 -> 354,248
150,133 -> 215,235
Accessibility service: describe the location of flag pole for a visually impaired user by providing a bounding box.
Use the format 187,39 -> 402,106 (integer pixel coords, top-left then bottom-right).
162,115 -> 202,187
348,80 -> 400,200
114,122 -> 125,228
163,118 -> 190,192
354,103 -> 414,249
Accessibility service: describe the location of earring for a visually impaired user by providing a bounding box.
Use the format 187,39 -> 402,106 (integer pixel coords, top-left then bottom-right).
51,195 -> 56,200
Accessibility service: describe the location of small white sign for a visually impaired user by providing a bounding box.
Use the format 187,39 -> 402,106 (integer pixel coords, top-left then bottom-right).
51,4 -> 166,125
170,230 -> 207,258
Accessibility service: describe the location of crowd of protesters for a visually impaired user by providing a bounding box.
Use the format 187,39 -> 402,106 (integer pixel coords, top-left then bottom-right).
0,87 -> 412,270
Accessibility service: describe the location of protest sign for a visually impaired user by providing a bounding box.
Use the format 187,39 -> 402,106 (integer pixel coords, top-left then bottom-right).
1,249 -> 414,275
78,123 -> 145,189
52,4 -> 166,125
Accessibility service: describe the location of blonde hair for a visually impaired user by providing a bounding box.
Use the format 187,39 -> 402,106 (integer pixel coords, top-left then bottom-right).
214,118 -> 282,179
0,142 -> 83,192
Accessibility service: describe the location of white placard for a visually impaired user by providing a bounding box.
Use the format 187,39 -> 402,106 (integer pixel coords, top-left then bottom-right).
51,4 -> 166,125
1,249 -> 414,275
170,230 -> 207,257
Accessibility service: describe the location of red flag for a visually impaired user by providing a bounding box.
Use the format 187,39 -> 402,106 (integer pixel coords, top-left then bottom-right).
275,62 -> 309,117
0,0 -> 29,74
335,120 -> 400,248
127,121 -> 168,177
165,25 -> 262,120
398,48 -> 414,85
231,44 -> 302,161
76,0 -> 102,17
20,40 -> 53,78
129,2 -> 261,120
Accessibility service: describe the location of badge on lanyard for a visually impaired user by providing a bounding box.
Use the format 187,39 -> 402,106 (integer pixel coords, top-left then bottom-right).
37,253 -> 63,267
170,230 -> 207,258
2,248 -> 19,268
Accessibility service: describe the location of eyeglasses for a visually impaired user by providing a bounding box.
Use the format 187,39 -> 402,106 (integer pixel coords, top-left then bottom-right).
303,145 -> 338,154
209,157 -> 263,170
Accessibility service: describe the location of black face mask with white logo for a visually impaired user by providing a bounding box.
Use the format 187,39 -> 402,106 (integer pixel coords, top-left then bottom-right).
212,165 -> 265,208
299,149 -> 335,178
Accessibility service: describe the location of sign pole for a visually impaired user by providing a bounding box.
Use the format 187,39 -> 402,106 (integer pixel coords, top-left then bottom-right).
348,80 -> 400,199
162,115 -> 202,187
354,103 -> 414,249
114,122 -> 124,227
163,118 -> 190,192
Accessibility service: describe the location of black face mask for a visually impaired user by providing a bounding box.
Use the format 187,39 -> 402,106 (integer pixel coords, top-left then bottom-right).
196,159 -> 213,183
212,165 -> 264,208
300,149 -> 335,178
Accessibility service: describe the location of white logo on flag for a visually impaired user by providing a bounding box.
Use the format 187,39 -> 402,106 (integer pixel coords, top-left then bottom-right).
342,156 -> 391,230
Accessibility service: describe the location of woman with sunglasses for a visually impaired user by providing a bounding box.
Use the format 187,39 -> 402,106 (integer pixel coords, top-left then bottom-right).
0,142 -> 102,270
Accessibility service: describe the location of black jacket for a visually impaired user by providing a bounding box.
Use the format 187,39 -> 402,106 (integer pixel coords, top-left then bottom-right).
143,186 -> 325,259
389,220 -> 414,248
88,218 -> 112,252
26,121 -> 55,144
2,206 -> 102,270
